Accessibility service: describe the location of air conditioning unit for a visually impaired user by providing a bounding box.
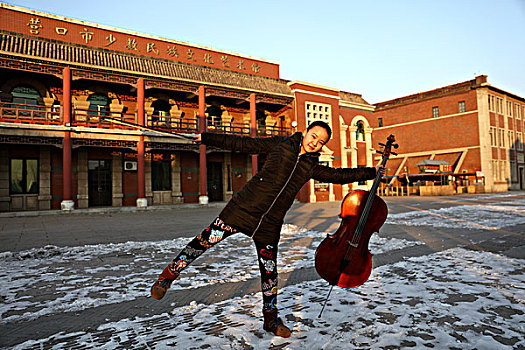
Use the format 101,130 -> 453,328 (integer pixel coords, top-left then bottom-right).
124,161 -> 137,171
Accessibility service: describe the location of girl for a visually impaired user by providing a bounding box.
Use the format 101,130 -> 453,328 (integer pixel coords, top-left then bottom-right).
151,121 -> 382,338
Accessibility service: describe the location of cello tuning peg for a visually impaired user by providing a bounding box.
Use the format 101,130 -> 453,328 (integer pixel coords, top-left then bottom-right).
375,150 -> 383,155
378,142 -> 386,147
391,151 -> 398,156
393,144 -> 399,149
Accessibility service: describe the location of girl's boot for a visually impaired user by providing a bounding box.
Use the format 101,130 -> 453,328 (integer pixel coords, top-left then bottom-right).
151,266 -> 179,300
263,309 -> 291,338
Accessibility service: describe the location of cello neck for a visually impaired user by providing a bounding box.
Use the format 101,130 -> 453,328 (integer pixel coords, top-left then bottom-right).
350,135 -> 397,243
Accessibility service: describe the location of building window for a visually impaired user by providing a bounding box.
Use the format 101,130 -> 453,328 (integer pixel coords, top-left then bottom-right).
152,99 -> 171,124
517,132 -> 524,151
88,94 -> 110,116
378,117 -> 383,127
356,121 -> 365,141
305,101 -> 332,128
510,161 -> 517,183
432,106 -> 439,118
496,97 -> 503,114
206,105 -> 223,126
488,95 -> 495,112
515,104 -> 521,119
10,158 -> 39,194
500,160 -> 506,181
491,160 -> 498,181
151,156 -> 171,191
499,128 -> 505,148
489,127 -> 497,147
458,101 -> 466,113
11,85 -> 41,108
509,130 -> 515,149
507,101 -> 513,116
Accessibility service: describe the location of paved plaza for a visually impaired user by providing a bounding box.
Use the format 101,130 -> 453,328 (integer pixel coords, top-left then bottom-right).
0,193 -> 524,349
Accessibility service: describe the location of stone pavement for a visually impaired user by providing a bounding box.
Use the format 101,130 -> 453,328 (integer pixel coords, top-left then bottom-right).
0,193 -> 524,348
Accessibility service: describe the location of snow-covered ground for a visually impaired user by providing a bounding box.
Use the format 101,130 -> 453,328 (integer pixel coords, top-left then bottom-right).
386,195 -> 525,230
2,193 -> 524,349
0,225 -> 420,324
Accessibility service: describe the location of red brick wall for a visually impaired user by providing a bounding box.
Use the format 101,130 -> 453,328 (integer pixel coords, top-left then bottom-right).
372,89 -> 482,175
374,91 -> 478,127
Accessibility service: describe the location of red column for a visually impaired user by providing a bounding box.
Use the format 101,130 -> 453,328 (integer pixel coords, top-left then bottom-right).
250,93 -> 258,176
136,78 -> 147,207
61,67 -> 74,210
198,85 -> 208,204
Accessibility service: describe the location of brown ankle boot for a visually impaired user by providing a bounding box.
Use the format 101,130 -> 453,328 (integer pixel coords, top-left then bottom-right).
151,266 -> 179,300
263,309 -> 291,338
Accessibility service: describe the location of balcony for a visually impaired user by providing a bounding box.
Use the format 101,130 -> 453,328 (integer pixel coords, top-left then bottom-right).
0,102 -> 61,125
148,114 -> 199,134
1,103 -> 292,138
73,110 -> 136,130
148,115 -> 291,137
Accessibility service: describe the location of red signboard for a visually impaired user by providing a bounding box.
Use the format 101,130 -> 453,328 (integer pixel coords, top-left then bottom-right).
0,4 -> 280,79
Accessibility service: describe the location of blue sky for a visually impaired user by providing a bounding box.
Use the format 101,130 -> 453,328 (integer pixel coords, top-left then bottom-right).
5,0 -> 524,103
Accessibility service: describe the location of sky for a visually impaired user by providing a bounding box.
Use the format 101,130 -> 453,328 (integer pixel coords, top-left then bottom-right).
4,0 -> 525,103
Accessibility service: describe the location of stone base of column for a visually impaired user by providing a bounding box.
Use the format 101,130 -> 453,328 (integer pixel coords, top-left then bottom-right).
136,198 -> 148,208
60,200 -> 75,211
199,196 -> 209,205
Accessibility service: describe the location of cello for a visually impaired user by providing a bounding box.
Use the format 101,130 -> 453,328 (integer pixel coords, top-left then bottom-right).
315,134 -> 398,316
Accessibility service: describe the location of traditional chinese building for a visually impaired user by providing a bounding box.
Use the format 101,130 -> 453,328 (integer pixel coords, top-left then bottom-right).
0,3 -> 376,212
2,4 -> 523,213
372,75 -> 525,194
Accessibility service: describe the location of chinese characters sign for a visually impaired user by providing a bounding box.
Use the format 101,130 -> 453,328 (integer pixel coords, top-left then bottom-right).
1,5 -> 279,79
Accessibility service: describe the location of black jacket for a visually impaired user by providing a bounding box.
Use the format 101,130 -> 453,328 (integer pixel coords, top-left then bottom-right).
201,132 -> 377,244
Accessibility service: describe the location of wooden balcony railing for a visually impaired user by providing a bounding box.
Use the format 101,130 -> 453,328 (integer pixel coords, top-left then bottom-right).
206,121 -> 251,135
148,115 -> 199,134
257,125 -> 291,137
0,103 -> 62,125
73,110 -> 136,130
1,103 -> 292,138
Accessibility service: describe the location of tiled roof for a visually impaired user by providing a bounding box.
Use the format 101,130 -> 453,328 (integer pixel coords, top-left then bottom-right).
339,91 -> 370,105
0,30 -> 293,98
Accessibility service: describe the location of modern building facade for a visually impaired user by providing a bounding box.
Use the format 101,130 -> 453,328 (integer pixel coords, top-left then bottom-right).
1,4 -> 523,212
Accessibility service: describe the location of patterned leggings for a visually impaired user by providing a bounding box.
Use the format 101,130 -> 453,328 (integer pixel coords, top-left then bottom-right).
167,217 -> 279,311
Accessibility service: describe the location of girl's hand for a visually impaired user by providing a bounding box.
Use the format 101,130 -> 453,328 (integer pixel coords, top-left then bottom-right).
376,164 -> 386,176
194,134 -> 202,144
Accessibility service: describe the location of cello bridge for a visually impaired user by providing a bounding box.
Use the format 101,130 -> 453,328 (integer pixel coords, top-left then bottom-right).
347,240 -> 359,248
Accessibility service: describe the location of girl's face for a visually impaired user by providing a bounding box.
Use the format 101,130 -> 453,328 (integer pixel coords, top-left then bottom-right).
302,126 -> 330,153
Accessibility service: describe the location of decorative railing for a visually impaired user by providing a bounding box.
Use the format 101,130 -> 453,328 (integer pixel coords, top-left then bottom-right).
0,103 -> 292,138
148,115 -> 199,134
72,110 -> 136,130
0,103 -> 61,125
206,120 -> 251,135
257,125 -> 291,137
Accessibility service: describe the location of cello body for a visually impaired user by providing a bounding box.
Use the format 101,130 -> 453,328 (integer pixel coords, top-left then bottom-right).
315,189 -> 388,288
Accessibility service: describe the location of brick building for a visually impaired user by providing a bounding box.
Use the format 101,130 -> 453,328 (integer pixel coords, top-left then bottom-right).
1,4 -> 523,213
0,4 -> 375,212
373,75 -> 525,193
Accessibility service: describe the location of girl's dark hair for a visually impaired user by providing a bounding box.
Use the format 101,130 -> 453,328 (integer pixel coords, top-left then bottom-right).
307,120 -> 332,140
